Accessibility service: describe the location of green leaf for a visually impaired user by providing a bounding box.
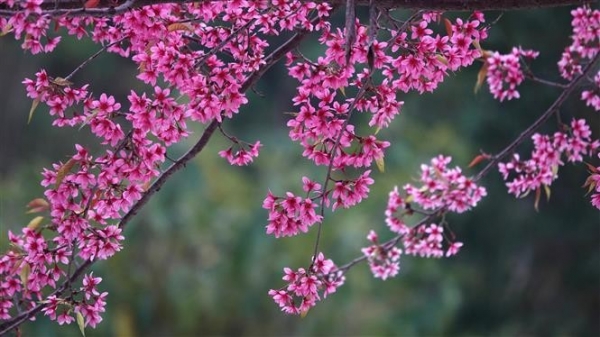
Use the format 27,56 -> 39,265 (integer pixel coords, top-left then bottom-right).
543,184 -> 551,202
77,311 -> 86,337
0,23 -> 13,37
28,98 -> 40,124
534,187 -> 541,212
26,216 -> 44,231
51,77 -> 73,87
79,108 -> 100,131
20,262 -> 30,290
375,156 -> 385,173
55,158 -> 77,187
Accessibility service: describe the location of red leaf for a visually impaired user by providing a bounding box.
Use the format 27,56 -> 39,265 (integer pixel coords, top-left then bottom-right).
443,18 -> 453,38
474,62 -> 489,94
468,154 -> 489,168
84,0 -> 101,9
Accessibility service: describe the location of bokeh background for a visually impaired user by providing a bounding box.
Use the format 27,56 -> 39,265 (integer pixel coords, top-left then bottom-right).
0,5 -> 598,336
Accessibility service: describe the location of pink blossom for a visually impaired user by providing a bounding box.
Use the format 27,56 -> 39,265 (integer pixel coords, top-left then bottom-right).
269,253 -> 344,315
485,47 -> 539,101
361,230 -> 401,280
403,156 -> 487,213
219,141 -> 262,166
499,118 -> 598,205
558,7 -> 599,80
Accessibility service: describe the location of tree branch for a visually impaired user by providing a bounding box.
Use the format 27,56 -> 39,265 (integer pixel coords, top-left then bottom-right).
0,0 -> 596,18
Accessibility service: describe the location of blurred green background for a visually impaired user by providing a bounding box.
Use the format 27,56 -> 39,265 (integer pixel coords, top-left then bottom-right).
0,5 -> 598,337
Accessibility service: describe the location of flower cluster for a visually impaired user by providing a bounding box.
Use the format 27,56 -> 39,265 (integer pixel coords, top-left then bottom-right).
2,0 -> 335,329
219,141 -> 262,166
384,186 -> 408,234
0,0 -> 61,53
267,14 -> 488,287
581,71 -> 600,111
279,12 -> 488,221
268,253 -> 345,315
361,153 -> 477,281
286,12 -> 487,175
403,155 -> 487,213
499,118 -> 599,207
22,70 -> 89,127
402,223 -> 463,258
485,47 -> 539,101
41,273 -> 107,328
558,6 -> 599,81
361,230 -> 401,280
263,190 -> 322,238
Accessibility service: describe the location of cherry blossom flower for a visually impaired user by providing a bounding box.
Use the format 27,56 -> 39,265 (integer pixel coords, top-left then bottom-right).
269,253 -> 344,315
499,119 -> 599,204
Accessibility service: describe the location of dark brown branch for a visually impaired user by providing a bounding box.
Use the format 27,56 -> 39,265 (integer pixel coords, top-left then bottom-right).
0,0 -> 596,18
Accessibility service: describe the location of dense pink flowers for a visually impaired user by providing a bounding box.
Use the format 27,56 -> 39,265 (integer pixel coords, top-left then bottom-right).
361,230 -> 401,280
3,0 -> 337,328
485,47 -> 539,101
499,118 -> 599,207
361,154 -> 478,281
558,6 -> 599,81
581,71 -> 600,111
404,156 -> 487,213
263,190 -> 322,238
269,253 -> 345,315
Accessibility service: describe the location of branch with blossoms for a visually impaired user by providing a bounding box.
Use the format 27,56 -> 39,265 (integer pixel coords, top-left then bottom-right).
267,6 -> 599,315
0,0 -> 597,19
0,1 -> 334,333
0,0 -> 598,334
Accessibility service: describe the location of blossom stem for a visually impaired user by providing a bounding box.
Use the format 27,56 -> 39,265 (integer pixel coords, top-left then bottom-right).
64,38 -> 126,82
313,77 -> 371,267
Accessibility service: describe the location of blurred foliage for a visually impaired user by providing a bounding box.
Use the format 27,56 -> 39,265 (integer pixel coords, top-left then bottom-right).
0,5 -> 598,337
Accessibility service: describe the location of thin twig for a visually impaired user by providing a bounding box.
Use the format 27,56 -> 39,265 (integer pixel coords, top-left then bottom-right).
64,38 -> 126,81
525,73 -> 568,88
312,78 -> 372,265
194,19 -> 257,68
